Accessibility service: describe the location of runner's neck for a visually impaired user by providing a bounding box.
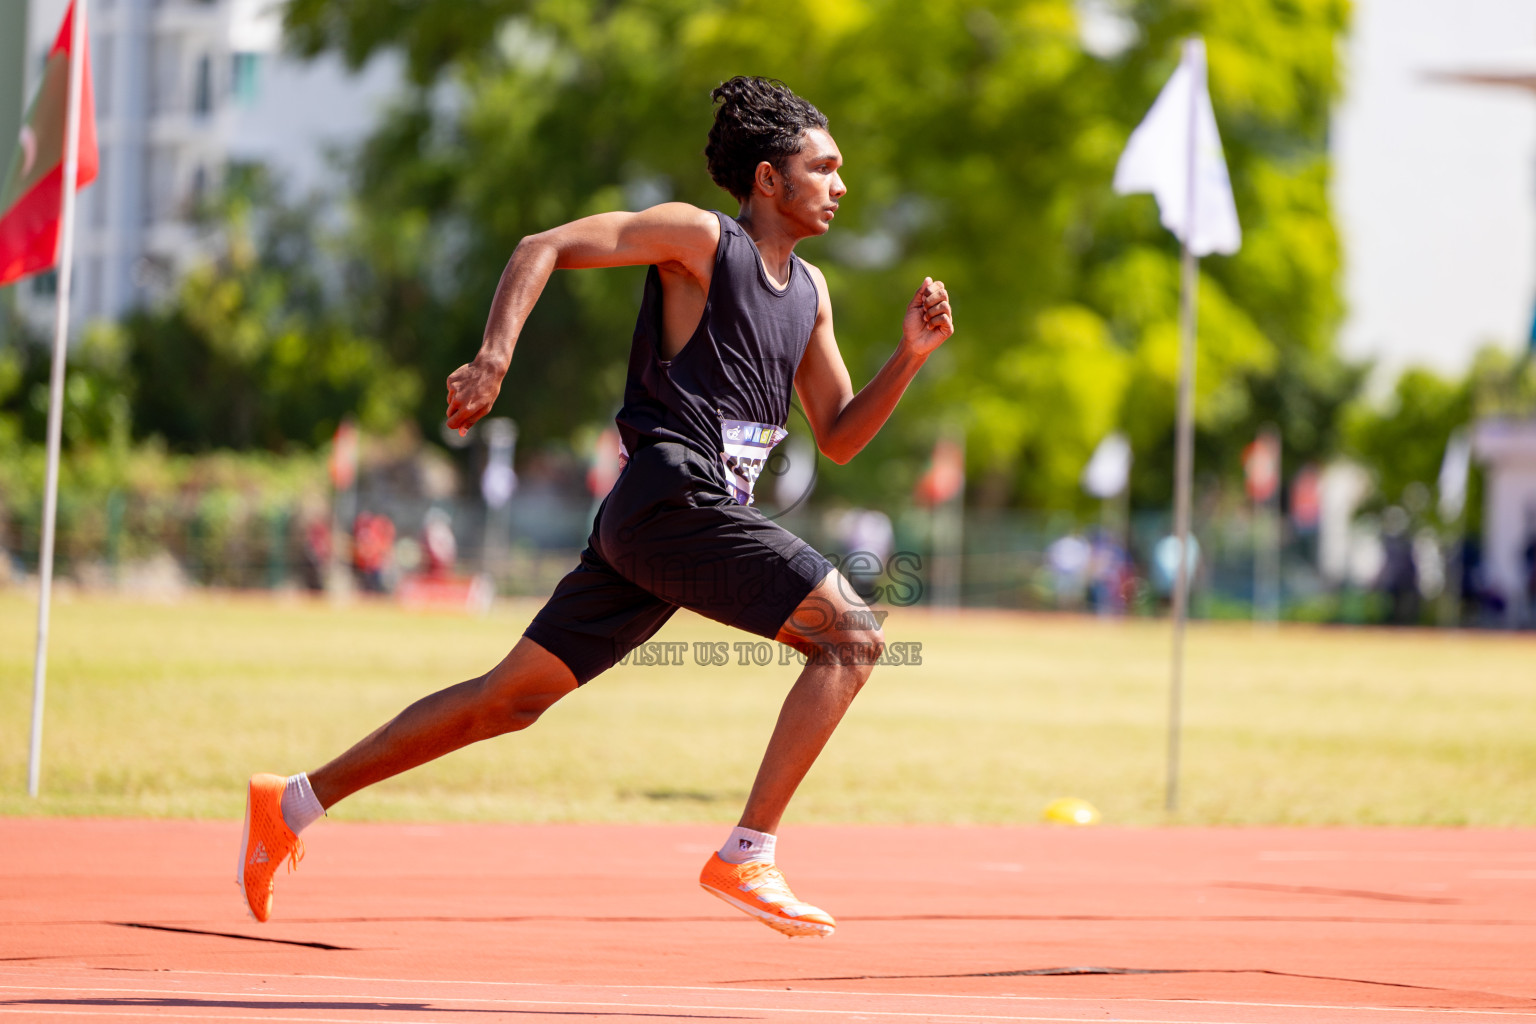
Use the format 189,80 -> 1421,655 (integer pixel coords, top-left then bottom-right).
734,212 -> 796,289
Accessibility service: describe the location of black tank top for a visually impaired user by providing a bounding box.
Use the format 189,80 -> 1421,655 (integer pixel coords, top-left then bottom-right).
614,211 -> 818,504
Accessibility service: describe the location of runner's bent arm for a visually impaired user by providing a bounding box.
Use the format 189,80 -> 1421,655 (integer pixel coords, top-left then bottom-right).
794,267 -> 954,464
446,203 -> 721,433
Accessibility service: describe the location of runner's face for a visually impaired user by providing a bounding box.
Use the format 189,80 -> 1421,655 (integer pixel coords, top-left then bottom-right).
777,129 -> 845,236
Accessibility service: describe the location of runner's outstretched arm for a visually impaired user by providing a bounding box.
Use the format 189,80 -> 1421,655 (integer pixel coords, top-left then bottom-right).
445,203 -> 720,433
794,269 -> 954,464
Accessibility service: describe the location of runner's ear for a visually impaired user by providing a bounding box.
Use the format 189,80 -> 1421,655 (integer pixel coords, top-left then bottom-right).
754,160 -> 776,197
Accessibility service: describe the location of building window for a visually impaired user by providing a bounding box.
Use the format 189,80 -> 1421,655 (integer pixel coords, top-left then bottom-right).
149,36 -> 177,116
189,164 -> 207,214
87,257 -> 105,320
91,149 -> 110,228
193,54 -> 213,117
232,52 -> 260,106
143,147 -> 175,225
95,36 -> 112,118
32,271 -> 58,297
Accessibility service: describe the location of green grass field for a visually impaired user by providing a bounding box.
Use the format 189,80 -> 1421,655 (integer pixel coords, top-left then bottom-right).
2,589 -> 1533,826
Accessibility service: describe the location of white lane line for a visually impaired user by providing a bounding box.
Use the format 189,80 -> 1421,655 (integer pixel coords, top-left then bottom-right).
3,967 -> 1529,1020
0,1003 -> 1493,1024
1,983 -> 1535,1022
0,1013 -> 450,1024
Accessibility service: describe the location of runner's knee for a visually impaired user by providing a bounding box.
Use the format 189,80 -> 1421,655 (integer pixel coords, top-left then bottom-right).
810,618 -> 885,678
479,680 -> 563,734
475,658 -> 573,736
776,570 -> 891,682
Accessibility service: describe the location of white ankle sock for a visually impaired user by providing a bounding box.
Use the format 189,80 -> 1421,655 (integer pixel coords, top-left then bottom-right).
718,826 -> 776,865
280,773 -> 326,835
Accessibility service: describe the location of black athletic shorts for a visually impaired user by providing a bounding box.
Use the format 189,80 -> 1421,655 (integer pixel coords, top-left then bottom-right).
524,440 -> 835,684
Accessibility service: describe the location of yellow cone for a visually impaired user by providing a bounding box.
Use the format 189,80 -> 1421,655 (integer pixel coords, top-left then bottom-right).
1042,797 -> 1101,826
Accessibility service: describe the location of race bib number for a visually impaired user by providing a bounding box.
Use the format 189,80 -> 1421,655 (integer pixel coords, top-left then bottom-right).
720,419 -> 787,506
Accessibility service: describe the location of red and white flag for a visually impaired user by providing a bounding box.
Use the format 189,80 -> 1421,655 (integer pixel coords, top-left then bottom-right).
330,419 -> 359,491
915,437 -> 965,507
0,0 -> 98,286
1243,431 -> 1280,503
1289,463 -> 1320,529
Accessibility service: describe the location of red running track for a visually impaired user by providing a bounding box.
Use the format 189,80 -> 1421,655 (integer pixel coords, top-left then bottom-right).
3,819 -> 1534,1022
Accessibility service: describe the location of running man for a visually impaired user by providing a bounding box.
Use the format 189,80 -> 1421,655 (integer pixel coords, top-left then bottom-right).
238,76 -> 954,939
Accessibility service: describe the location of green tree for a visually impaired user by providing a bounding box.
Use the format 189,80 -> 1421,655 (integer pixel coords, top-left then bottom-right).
282,0 -> 1353,510
0,289 -> 133,453
1346,366 -> 1471,515
1346,347 -> 1536,521
122,169 -> 420,451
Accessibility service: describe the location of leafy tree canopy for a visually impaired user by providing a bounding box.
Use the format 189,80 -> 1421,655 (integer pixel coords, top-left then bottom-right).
1345,346 -> 1536,521
121,168 -> 420,452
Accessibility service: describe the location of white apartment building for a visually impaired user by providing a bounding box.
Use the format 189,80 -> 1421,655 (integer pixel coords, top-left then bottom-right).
13,0 -> 397,332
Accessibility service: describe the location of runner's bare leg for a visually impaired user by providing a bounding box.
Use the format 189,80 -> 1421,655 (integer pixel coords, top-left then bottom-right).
307,572 -> 876,822
307,638 -> 577,810
737,571 -> 883,835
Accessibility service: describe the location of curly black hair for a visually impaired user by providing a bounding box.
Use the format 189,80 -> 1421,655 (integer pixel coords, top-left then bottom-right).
705,76 -> 829,202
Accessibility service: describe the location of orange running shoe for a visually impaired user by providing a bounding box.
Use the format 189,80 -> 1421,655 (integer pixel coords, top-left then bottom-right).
236,773 -> 303,922
698,853 -> 835,938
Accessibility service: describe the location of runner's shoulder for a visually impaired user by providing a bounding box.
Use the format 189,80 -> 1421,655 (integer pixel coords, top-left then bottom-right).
635,202 -> 721,249
624,204 -> 716,279
796,257 -> 831,306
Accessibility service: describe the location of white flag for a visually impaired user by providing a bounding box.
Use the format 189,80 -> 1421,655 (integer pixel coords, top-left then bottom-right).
1082,432 -> 1132,499
1437,428 -> 1471,521
1113,38 -> 1241,257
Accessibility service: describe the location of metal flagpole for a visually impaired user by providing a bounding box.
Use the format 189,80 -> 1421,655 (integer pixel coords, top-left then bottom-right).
1166,244 -> 1198,812
1256,426 -> 1282,625
29,0 -> 90,798
1165,40 -> 1202,814
932,424 -> 965,611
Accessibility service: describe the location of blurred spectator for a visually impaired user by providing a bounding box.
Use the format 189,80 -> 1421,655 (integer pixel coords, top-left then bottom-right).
1523,516 -> 1536,628
422,508 -> 459,580
839,509 -> 894,562
831,508 -> 894,602
1458,537 -> 1505,626
301,517 -> 330,592
588,427 -> 623,502
1412,528 -> 1444,602
353,512 -> 396,594
1377,505 -> 1418,625
1151,533 -> 1201,604
1045,533 -> 1091,608
1088,531 -> 1132,615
